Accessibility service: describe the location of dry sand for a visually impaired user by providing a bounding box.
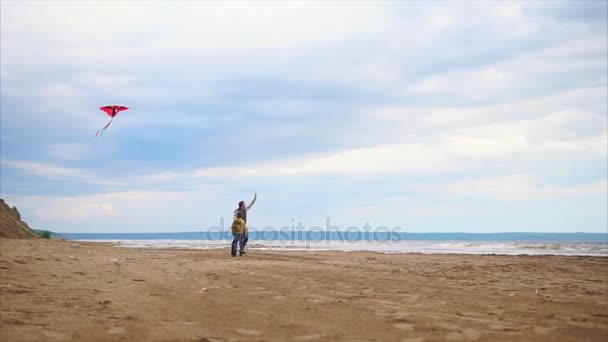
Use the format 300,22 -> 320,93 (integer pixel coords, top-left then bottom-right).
1,239 -> 607,341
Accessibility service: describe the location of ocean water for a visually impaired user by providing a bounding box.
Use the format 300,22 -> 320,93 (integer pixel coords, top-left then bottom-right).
59,231 -> 608,256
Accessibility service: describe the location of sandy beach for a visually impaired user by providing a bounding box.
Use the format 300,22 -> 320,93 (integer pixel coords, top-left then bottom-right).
1,239 -> 607,341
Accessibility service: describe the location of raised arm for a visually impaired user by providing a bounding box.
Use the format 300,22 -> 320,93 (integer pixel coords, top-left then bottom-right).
247,193 -> 257,210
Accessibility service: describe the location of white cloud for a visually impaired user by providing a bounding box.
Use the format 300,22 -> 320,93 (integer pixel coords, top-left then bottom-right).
404,36 -> 607,100
2,160 -> 87,179
355,202 -> 472,219
194,103 -> 605,179
1,1 -> 394,69
1,160 -> 123,186
39,83 -> 86,100
8,190 -> 183,221
372,86 -> 607,148
411,174 -> 607,201
3,187 -> 232,232
48,142 -> 89,160
5,79 -> 606,187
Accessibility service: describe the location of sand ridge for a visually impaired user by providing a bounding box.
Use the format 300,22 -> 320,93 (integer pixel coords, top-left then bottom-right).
1,239 -> 607,341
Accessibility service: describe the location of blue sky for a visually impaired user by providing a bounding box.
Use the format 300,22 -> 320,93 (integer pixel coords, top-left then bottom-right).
1,1 -> 606,233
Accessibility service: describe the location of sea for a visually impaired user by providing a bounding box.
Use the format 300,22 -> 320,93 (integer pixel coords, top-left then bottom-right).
59,231 -> 608,256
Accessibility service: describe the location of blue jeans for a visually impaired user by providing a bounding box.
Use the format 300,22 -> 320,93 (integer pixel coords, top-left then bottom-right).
242,231 -> 249,251
231,233 -> 244,256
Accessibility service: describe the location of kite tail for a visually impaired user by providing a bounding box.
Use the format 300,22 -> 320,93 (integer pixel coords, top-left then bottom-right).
96,117 -> 114,137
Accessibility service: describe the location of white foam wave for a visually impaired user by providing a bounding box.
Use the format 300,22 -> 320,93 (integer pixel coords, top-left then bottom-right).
78,239 -> 608,256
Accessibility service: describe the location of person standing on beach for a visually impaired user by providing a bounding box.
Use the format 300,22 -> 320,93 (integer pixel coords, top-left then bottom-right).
231,193 -> 257,257
231,218 -> 246,257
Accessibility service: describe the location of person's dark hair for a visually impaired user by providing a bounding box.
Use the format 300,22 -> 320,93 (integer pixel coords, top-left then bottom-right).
238,201 -> 245,208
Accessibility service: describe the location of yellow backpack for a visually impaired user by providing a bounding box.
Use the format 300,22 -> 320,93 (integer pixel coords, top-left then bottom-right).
231,218 -> 246,234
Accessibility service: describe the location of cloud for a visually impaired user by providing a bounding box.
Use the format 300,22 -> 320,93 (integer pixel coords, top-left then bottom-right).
1,160 -> 123,187
134,96 -> 606,181
355,202 -> 472,219
93,80 -> 606,187
411,175 -> 607,201
404,39 -> 607,101
3,187 -> 232,232
523,1 -> 608,24
1,1 -> 606,232
7,190 -> 184,222
1,1 -> 394,70
2,160 -> 88,179
48,143 -> 89,160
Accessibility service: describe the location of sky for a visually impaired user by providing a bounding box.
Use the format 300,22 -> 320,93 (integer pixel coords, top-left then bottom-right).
1,1 -> 607,233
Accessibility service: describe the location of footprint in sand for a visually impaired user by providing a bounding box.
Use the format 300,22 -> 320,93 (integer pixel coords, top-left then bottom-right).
235,328 -> 261,336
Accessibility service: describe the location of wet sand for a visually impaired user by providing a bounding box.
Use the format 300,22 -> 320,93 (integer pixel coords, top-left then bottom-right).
1,239 -> 607,341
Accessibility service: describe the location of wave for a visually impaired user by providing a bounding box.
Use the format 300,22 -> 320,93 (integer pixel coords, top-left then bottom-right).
80,239 -> 608,256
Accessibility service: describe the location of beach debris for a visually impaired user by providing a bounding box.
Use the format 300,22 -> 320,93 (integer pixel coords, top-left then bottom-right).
509,293 -> 516,296
97,105 -> 129,137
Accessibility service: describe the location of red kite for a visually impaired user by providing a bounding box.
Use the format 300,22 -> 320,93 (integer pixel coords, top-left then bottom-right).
97,105 -> 129,137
